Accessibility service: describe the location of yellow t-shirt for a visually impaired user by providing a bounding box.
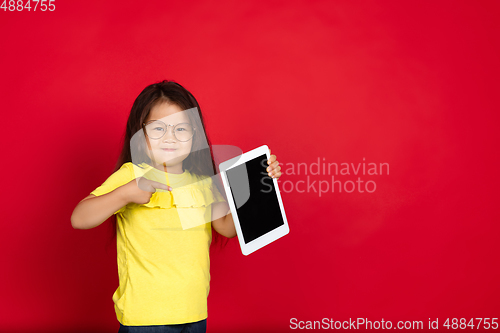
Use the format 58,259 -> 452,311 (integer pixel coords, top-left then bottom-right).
90,162 -> 226,325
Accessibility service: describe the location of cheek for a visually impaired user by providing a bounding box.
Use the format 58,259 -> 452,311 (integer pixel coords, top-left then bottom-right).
180,142 -> 193,154
146,138 -> 160,149
144,138 -> 161,159
140,137 -> 151,157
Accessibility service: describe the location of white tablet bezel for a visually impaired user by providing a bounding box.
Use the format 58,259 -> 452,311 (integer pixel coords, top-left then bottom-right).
219,144 -> 290,255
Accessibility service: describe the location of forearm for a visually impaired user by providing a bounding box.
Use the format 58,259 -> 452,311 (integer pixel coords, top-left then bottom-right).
71,188 -> 128,230
217,210 -> 237,238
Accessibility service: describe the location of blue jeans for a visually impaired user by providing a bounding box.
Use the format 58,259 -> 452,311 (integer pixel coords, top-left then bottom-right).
118,319 -> 206,333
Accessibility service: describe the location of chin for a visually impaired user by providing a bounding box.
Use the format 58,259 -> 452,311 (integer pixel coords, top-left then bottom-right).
150,150 -> 188,164
153,156 -> 187,167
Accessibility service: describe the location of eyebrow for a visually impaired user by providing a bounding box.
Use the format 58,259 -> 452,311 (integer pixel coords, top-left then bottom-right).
147,120 -> 190,124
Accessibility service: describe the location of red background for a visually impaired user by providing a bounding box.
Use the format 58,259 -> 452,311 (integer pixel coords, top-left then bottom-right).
1,1 -> 499,332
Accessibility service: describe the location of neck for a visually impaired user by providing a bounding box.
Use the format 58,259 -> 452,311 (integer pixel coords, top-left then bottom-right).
151,162 -> 184,174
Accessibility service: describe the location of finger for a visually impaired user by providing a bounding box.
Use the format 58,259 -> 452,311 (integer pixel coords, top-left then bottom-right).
267,148 -> 273,164
269,165 -> 281,177
267,154 -> 276,165
136,177 -> 153,192
149,180 -> 172,191
267,160 -> 279,172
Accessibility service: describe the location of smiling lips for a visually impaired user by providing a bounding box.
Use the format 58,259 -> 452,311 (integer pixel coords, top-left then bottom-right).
161,148 -> 177,152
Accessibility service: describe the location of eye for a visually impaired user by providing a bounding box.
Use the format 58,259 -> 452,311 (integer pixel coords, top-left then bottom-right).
176,124 -> 192,132
153,127 -> 164,132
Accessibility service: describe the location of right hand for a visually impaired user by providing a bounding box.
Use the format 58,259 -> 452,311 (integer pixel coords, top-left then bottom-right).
120,177 -> 172,205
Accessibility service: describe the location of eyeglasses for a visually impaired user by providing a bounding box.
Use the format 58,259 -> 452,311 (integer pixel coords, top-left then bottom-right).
142,120 -> 196,142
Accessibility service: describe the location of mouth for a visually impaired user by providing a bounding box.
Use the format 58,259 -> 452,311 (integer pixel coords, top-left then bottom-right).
161,148 -> 177,152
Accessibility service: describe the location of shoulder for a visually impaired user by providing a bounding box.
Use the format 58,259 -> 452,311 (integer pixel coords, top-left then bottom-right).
123,162 -> 151,178
113,162 -> 136,178
107,161 -> 147,183
120,162 -> 136,170
90,162 -> 136,196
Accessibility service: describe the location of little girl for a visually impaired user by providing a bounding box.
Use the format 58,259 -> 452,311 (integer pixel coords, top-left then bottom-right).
71,80 -> 282,333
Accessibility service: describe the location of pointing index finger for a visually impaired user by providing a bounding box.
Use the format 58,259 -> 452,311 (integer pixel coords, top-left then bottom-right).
149,180 -> 172,191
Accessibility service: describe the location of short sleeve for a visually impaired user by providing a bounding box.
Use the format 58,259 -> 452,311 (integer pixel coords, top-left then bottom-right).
211,182 -> 227,204
90,163 -> 134,215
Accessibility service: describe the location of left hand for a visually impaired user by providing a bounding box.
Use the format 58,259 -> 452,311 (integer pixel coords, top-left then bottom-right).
267,148 -> 282,179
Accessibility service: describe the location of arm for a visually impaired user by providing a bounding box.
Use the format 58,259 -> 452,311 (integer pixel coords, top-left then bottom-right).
71,177 -> 171,230
211,201 -> 236,238
71,187 -> 129,230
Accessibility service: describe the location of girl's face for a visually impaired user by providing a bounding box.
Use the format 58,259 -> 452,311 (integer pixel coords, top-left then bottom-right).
143,102 -> 193,173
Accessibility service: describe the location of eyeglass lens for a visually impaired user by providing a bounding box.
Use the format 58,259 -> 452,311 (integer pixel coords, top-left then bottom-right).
144,121 -> 194,141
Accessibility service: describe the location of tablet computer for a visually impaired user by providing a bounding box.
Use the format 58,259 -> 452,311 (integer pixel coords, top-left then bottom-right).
219,145 -> 290,255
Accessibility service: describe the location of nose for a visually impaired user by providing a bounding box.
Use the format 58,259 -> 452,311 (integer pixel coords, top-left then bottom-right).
162,125 -> 176,142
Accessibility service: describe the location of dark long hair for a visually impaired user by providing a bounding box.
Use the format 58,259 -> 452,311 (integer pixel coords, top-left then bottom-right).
105,80 -> 230,251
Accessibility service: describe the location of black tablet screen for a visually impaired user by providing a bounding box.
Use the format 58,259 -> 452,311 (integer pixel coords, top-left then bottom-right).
225,153 -> 285,244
